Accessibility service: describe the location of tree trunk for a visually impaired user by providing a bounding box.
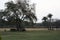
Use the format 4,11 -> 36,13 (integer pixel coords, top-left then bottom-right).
50,18 -> 52,30
19,21 -> 26,31
16,23 -> 20,31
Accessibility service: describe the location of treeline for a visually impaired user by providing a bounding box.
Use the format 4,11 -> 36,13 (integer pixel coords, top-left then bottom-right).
0,18 -> 60,28
34,19 -> 60,28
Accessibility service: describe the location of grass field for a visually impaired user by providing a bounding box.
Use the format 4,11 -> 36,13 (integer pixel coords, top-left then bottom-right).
0,30 -> 60,40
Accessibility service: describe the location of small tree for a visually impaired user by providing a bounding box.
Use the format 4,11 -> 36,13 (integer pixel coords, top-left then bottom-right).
42,17 -> 47,22
42,17 -> 48,27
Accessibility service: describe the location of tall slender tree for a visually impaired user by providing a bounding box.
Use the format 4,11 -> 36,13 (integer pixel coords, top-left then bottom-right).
48,13 -> 53,30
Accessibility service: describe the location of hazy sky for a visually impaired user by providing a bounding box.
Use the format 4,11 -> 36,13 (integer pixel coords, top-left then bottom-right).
0,0 -> 60,23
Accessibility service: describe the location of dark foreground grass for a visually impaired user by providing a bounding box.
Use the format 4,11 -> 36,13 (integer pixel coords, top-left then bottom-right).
1,30 -> 60,40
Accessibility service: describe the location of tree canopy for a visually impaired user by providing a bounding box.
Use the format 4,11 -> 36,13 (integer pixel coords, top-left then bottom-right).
0,0 -> 37,31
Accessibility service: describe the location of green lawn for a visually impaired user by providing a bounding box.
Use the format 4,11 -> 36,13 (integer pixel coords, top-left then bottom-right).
1,31 -> 60,40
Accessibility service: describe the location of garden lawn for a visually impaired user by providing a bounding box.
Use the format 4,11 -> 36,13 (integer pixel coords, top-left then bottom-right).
1,31 -> 60,40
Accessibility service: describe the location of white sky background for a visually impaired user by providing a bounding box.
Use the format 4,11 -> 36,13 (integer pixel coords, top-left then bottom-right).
0,0 -> 60,23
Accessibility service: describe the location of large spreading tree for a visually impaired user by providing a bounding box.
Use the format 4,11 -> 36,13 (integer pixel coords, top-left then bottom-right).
1,0 -> 37,31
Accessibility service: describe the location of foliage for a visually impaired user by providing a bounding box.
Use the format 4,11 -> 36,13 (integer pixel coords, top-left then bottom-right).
42,13 -> 53,30
5,1 -> 37,23
48,13 -> 53,18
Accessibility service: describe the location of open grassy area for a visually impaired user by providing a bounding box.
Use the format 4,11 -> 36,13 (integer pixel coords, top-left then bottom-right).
0,30 -> 60,40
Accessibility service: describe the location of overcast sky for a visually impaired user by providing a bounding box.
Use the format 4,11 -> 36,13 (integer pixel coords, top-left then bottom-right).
0,0 -> 60,23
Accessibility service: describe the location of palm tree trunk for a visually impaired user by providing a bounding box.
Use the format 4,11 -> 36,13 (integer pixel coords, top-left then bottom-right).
50,18 -> 52,30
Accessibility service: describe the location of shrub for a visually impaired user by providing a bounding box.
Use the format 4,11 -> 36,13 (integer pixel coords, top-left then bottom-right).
22,29 -> 26,31
20,28 -> 26,32
10,29 -> 16,32
4,29 -> 6,32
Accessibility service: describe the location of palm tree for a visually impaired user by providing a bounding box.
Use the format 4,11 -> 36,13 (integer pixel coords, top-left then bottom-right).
4,0 -> 37,31
48,13 -> 53,30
